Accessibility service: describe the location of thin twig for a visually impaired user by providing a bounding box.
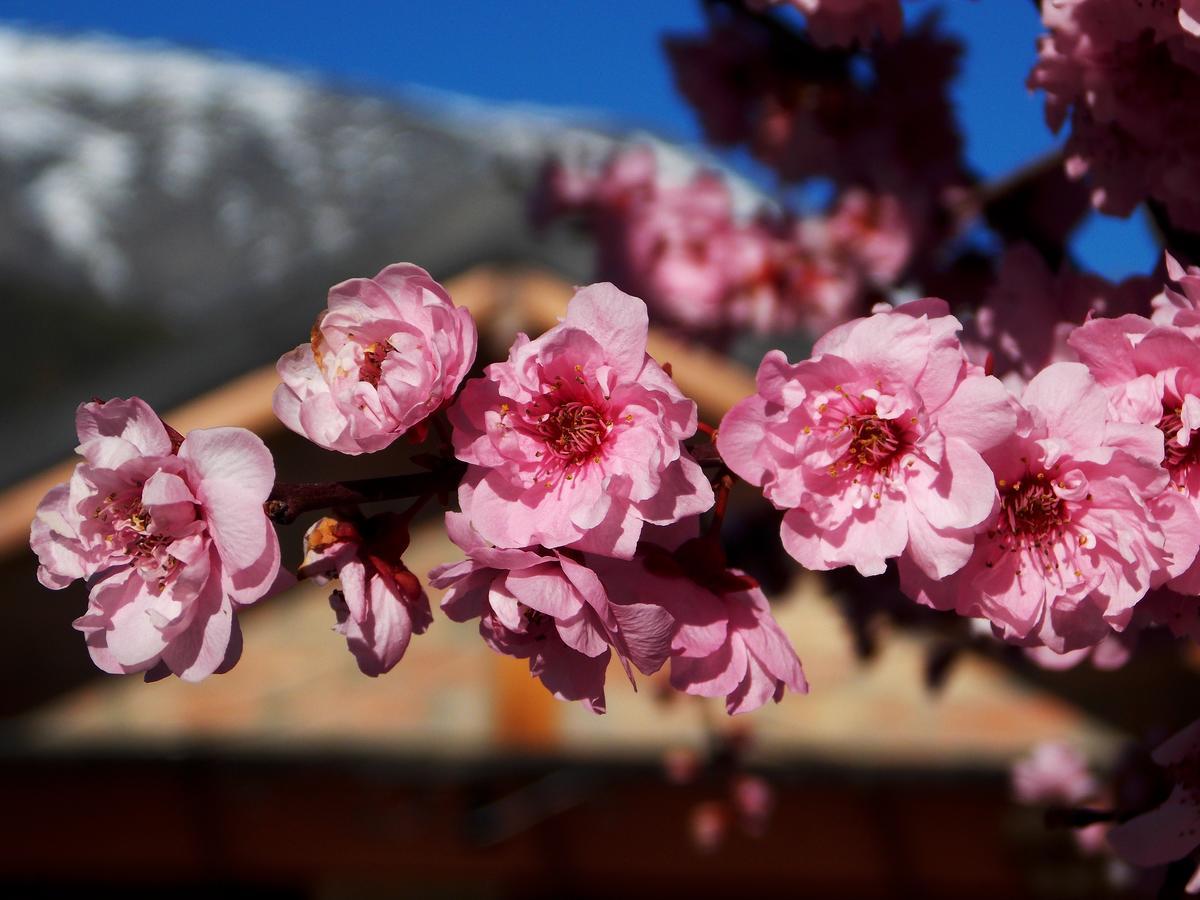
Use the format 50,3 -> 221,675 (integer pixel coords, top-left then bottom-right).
265,461 -> 466,525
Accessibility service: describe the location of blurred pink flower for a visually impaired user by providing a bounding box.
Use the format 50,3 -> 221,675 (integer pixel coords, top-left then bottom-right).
274,263 -> 477,454
1109,718 -> 1200,867
719,300 -> 1013,578
299,513 -> 432,677
731,774 -> 775,836
450,282 -> 713,558
826,189 -> 914,286
1012,742 -> 1099,806
538,148 -> 914,337
901,363 -> 1184,655
964,244 -> 1154,391
689,801 -> 728,853
30,398 -> 281,681
428,513 -> 674,713
596,534 -> 807,715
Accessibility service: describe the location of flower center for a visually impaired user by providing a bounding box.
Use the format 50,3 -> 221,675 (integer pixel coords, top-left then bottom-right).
996,473 -> 1068,548
358,341 -> 392,387
537,400 -> 610,464
94,492 -> 177,578
1158,404 -> 1200,482
843,414 -> 905,472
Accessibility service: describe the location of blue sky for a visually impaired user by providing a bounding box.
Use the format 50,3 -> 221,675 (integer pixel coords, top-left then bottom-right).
0,0 -> 1157,279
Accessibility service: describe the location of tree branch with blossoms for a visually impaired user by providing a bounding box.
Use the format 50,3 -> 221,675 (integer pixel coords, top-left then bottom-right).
26,0 -> 1200,883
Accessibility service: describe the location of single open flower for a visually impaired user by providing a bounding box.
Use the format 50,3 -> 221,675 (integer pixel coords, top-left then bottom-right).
449,282 -> 713,558
593,527 -> 807,715
900,363 -> 1185,655
719,299 -> 1014,579
30,398 -> 282,681
429,513 -> 675,713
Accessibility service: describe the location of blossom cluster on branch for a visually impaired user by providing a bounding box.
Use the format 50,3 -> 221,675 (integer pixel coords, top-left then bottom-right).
31,257 -> 1200,692
536,146 -> 912,337
1029,0 -> 1200,232
26,0 -> 1200,881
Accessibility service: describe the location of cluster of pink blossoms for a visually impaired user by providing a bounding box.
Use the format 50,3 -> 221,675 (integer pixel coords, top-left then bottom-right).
719,267 -> 1200,662
443,281 -> 804,711
32,265 -> 806,715
664,9 -> 966,223
26,250 -> 1200,870
1029,0 -> 1200,230
32,254 -> 1200,690
538,146 -> 912,337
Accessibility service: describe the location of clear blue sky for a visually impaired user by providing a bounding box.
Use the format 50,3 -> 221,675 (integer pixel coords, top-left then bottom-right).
0,0 -> 1157,279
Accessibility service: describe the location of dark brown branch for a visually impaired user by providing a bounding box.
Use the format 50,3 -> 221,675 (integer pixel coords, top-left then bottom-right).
1044,806 -> 1118,829
691,442 -> 724,467
265,460 -> 466,525
266,438 -> 732,527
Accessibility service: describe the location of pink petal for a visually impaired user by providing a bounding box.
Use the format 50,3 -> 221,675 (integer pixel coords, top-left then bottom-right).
936,374 -> 1017,454
565,282 -> 650,380
76,397 -> 172,459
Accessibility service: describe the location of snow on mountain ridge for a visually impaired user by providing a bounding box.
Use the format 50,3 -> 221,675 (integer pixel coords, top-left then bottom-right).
0,25 -> 768,315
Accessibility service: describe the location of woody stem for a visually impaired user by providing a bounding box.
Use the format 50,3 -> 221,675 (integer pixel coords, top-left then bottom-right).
265,460 -> 466,525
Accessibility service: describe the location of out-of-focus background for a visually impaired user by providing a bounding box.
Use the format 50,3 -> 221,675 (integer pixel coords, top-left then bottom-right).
0,3 -> 1177,898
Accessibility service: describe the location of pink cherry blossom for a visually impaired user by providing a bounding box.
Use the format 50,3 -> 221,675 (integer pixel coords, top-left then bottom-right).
428,513 -> 675,713
30,398 -> 282,681
1152,253 -> 1200,331
900,363 -> 1184,655
538,147 -> 894,336
1029,0 -> 1200,230
825,189 -> 913,287
536,148 -> 740,333
593,533 -> 807,715
274,263 -> 477,454
1069,313 -> 1200,596
723,210 -> 863,336
570,148 -> 755,331
964,244 -> 1153,391
731,774 -> 775,837
749,0 -> 905,48
1012,742 -> 1099,806
689,801 -> 728,853
299,513 -> 432,677
719,300 -> 1014,579
668,580 -> 805,715
1109,718 -> 1200,867
449,282 -> 713,558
